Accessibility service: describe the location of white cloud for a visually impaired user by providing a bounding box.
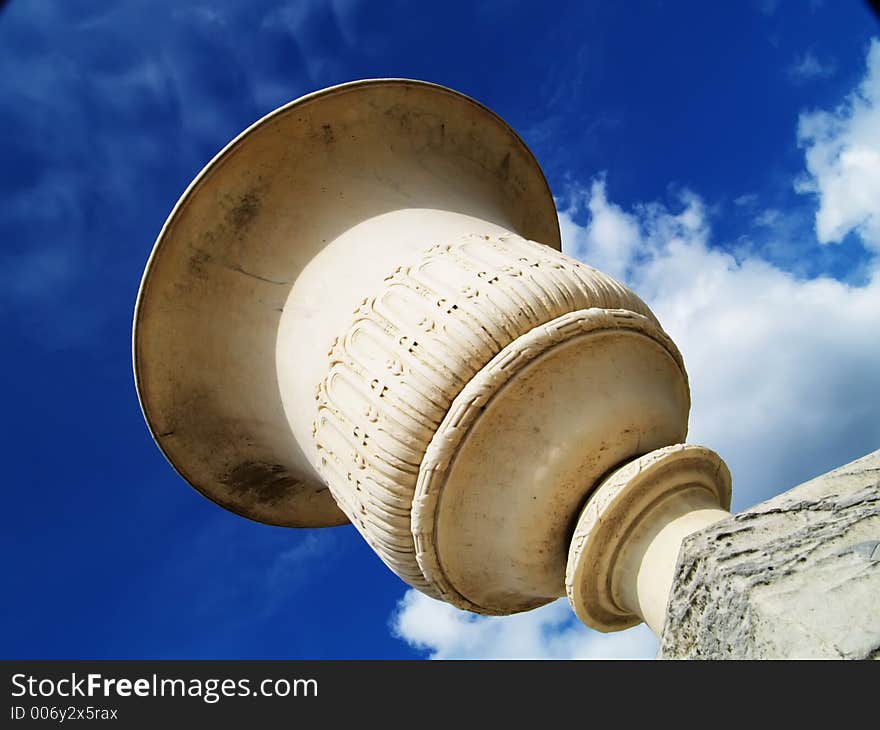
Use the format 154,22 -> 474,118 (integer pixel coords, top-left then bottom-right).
559,180 -> 880,512
797,39 -> 880,249
601,194 -> 880,510
391,591 -> 658,659
558,176 -> 642,281
392,38 -> 880,660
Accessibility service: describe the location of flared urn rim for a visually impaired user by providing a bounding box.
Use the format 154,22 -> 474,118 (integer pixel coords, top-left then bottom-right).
132,78 -> 561,528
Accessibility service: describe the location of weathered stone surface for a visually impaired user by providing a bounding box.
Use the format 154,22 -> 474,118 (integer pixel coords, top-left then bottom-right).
659,449 -> 880,659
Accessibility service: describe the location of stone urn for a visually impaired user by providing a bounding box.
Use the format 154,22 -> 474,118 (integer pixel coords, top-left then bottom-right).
134,79 -> 732,636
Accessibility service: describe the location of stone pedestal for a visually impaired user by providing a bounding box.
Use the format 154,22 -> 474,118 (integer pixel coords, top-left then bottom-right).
659,448 -> 880,659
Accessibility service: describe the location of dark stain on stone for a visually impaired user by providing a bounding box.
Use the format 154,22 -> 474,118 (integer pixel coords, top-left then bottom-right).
322,124 -> 335,144
497,151 -> 510,181
224,461 -> 302,506
187,246 -> 213,278
225,192 -> 260,232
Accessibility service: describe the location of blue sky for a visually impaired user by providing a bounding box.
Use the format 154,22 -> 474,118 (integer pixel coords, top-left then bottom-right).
1,0 -> 878,659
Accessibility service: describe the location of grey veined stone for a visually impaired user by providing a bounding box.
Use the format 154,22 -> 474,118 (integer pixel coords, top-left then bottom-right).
659,449 -> 880,659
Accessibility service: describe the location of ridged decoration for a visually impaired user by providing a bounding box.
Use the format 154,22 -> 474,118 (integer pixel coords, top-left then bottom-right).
313,232 -> 658,595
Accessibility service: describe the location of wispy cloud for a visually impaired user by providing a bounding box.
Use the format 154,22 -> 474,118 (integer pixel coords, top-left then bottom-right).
160,515 -> 341,636
756,0 -> 781,16
733,192 -> 759,208
267,533 -> 335,594
754,208 -> 782,226
0,0 -> 357,349
757,0 -> 823,17
787,51 -> 837,83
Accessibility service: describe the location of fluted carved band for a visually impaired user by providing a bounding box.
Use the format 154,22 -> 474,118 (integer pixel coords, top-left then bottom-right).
313,231 -> 660,597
